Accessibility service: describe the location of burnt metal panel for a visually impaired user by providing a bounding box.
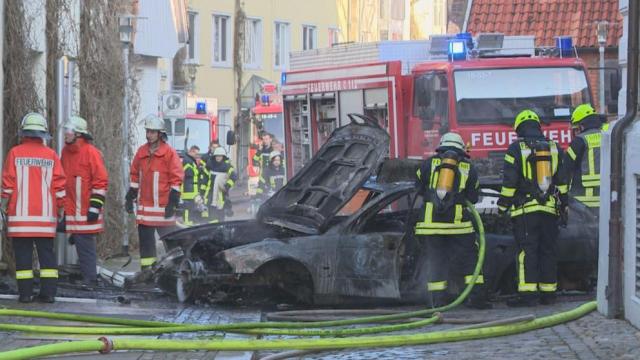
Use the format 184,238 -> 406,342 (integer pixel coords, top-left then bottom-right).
259,114 -> 390,234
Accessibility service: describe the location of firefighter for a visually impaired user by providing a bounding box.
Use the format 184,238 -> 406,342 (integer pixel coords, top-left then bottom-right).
497,109 -> 569,307
414,132 -> 491,309
256,151 -> 286,198
125,115 -> 184,271
1,113 -> 66,303
61,116 -> 109,288
204,147 -> 237,223
201,139 -> 220,165
562,104 -> 607,212
252,132 -> 274,171
180,145 -> 205,225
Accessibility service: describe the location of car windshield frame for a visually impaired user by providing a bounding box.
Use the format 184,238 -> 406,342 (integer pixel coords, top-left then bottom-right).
453,66 -> 591,125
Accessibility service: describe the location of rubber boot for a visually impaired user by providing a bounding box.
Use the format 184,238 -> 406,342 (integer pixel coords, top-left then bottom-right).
506,292 -> 539,307
17,279 -> 33,303
466,286 -> 493,310
430,291 -> 450,308
539,292 -> 557,305
36,294 -> 55,303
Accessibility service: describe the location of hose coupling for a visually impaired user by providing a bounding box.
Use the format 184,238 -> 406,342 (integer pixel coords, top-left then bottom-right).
433,312 -> 444,323
98,336 -> 113,354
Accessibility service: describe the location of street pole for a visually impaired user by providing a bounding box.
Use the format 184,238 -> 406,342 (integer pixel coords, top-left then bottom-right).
119,15 -> 133,255
121,42 -> 130,255
0,0 -> 5,266
597,21 -> 608,114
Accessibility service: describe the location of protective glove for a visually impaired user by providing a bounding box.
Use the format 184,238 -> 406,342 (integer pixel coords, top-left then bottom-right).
87,193 -> 105,222
125,187 -> 138,214
164,189 -> 180,218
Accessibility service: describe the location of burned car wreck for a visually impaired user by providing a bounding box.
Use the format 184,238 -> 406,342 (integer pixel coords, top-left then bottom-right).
153,114 -> 598,305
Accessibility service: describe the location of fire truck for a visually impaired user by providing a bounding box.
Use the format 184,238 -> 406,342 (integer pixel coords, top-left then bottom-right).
247,84 -> 284,196
281,34 -> 593,185
159,92 -> 219,157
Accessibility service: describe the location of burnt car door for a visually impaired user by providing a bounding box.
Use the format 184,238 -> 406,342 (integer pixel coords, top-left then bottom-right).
330,186 -> 414,299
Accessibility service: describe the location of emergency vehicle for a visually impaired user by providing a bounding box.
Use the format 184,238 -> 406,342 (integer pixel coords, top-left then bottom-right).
281,33 -> 593,184
247,83 -> 284,196
161,94 -> 219,157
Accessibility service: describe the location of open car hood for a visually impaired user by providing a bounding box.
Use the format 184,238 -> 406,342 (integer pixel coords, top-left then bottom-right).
257,114 -> 390,235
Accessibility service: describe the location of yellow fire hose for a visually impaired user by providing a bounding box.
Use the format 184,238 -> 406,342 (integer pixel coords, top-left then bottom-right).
0,202 -> 598,359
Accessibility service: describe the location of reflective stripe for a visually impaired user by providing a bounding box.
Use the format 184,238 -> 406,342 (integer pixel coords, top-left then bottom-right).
55,190 -> 65,198
16,270 -> 34,280
3,189 -> 13,194
556,185 -> 568,194
518,250 -> 538,292
454,204 -> 463,223
574,195 -> 600,208
9,226 -> 56,234
504,154 -> 515,164
500,187 -> 515,197
136,215 -> 175,222
567,147 -> 577,160
427,281 -> 447,291
92,189 -> 107,195
464,275 -> 484,284
415,227 -> 475,235
40,268 -> 59,278
138,205 -> 165,213
66,223 -> 104,231
140,257 -> 157,267
416,168 -> 421,180
458,162 -> 469,191
9,216 -> 56,222
153,171 -> 159,208
511,204 -> 557,217
130,182 -> 139,188
75,177 -> 82,218
171,186 -> 180,192
538,282 -> 557,292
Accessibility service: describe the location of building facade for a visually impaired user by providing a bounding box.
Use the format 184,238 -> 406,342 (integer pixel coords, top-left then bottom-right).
187,0 -> 339,153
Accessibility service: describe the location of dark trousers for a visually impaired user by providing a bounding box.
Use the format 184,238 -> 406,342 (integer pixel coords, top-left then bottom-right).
208,206 -> 225,223
70,233 -> 97,285
182,200 -> 201,225
138,224 -> 175,270
421,233 -> 482,293
512,212 -> 559,294
13,237 -> 58,297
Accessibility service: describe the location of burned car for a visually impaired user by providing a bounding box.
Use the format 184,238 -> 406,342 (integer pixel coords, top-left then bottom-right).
153,114 -> 597,304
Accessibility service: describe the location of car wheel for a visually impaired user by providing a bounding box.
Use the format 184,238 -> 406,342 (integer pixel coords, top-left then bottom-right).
176,259 -> 199,303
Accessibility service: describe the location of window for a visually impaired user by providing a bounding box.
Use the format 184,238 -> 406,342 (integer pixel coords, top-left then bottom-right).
213,14 -> 231,66
453,67 -> 591,124
379,0 -> 386,18
328,27 -> 340,46
187,12 -> 198,62
274,22 -> 290,69
243,18 -> 262,68
379,30 -> 388,41
413,72 -> 449,131
302,25 -> 316,50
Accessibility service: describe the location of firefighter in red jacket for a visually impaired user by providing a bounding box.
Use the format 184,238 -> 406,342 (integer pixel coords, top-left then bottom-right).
1,113 -> 66,303
61,116 -> 109,288
125,115 -> 183,270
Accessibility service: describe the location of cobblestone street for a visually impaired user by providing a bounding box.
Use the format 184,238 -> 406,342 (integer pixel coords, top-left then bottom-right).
0,297 -> 638,359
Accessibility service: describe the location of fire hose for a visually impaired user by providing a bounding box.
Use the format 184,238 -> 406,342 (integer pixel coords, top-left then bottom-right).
0,202 -> 597,359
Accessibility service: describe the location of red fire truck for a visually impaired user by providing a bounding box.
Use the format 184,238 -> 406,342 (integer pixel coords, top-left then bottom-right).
281,34 -> 593,185
162,94 -> 219,156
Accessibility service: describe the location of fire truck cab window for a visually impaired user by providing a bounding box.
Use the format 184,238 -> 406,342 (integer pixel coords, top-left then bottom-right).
165,118 -> 211,154
454,67 -> 591,124
413,72 -> 449,131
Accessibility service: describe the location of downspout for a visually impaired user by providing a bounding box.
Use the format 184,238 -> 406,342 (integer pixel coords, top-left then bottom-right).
462,0 -> 473,32
607,0 -> 639,318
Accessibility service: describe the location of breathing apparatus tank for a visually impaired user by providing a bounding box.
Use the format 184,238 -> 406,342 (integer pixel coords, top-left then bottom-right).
533,142 -> 552,193
436,151 -> 459,200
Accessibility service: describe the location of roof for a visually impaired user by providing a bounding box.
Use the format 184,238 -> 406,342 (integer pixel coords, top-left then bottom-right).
466,0 -> 622,48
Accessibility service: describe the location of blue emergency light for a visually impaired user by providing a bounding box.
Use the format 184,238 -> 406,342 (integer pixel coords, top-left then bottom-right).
555,36 -> 573,58
261,94 -> 270,105
196,101 -> 206,114
280,72 -> 287,85
448,40 -> 467,61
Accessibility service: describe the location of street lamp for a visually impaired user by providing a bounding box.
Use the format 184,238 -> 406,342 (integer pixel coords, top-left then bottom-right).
119,14 -> 134,255
597,21 -> 609,114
